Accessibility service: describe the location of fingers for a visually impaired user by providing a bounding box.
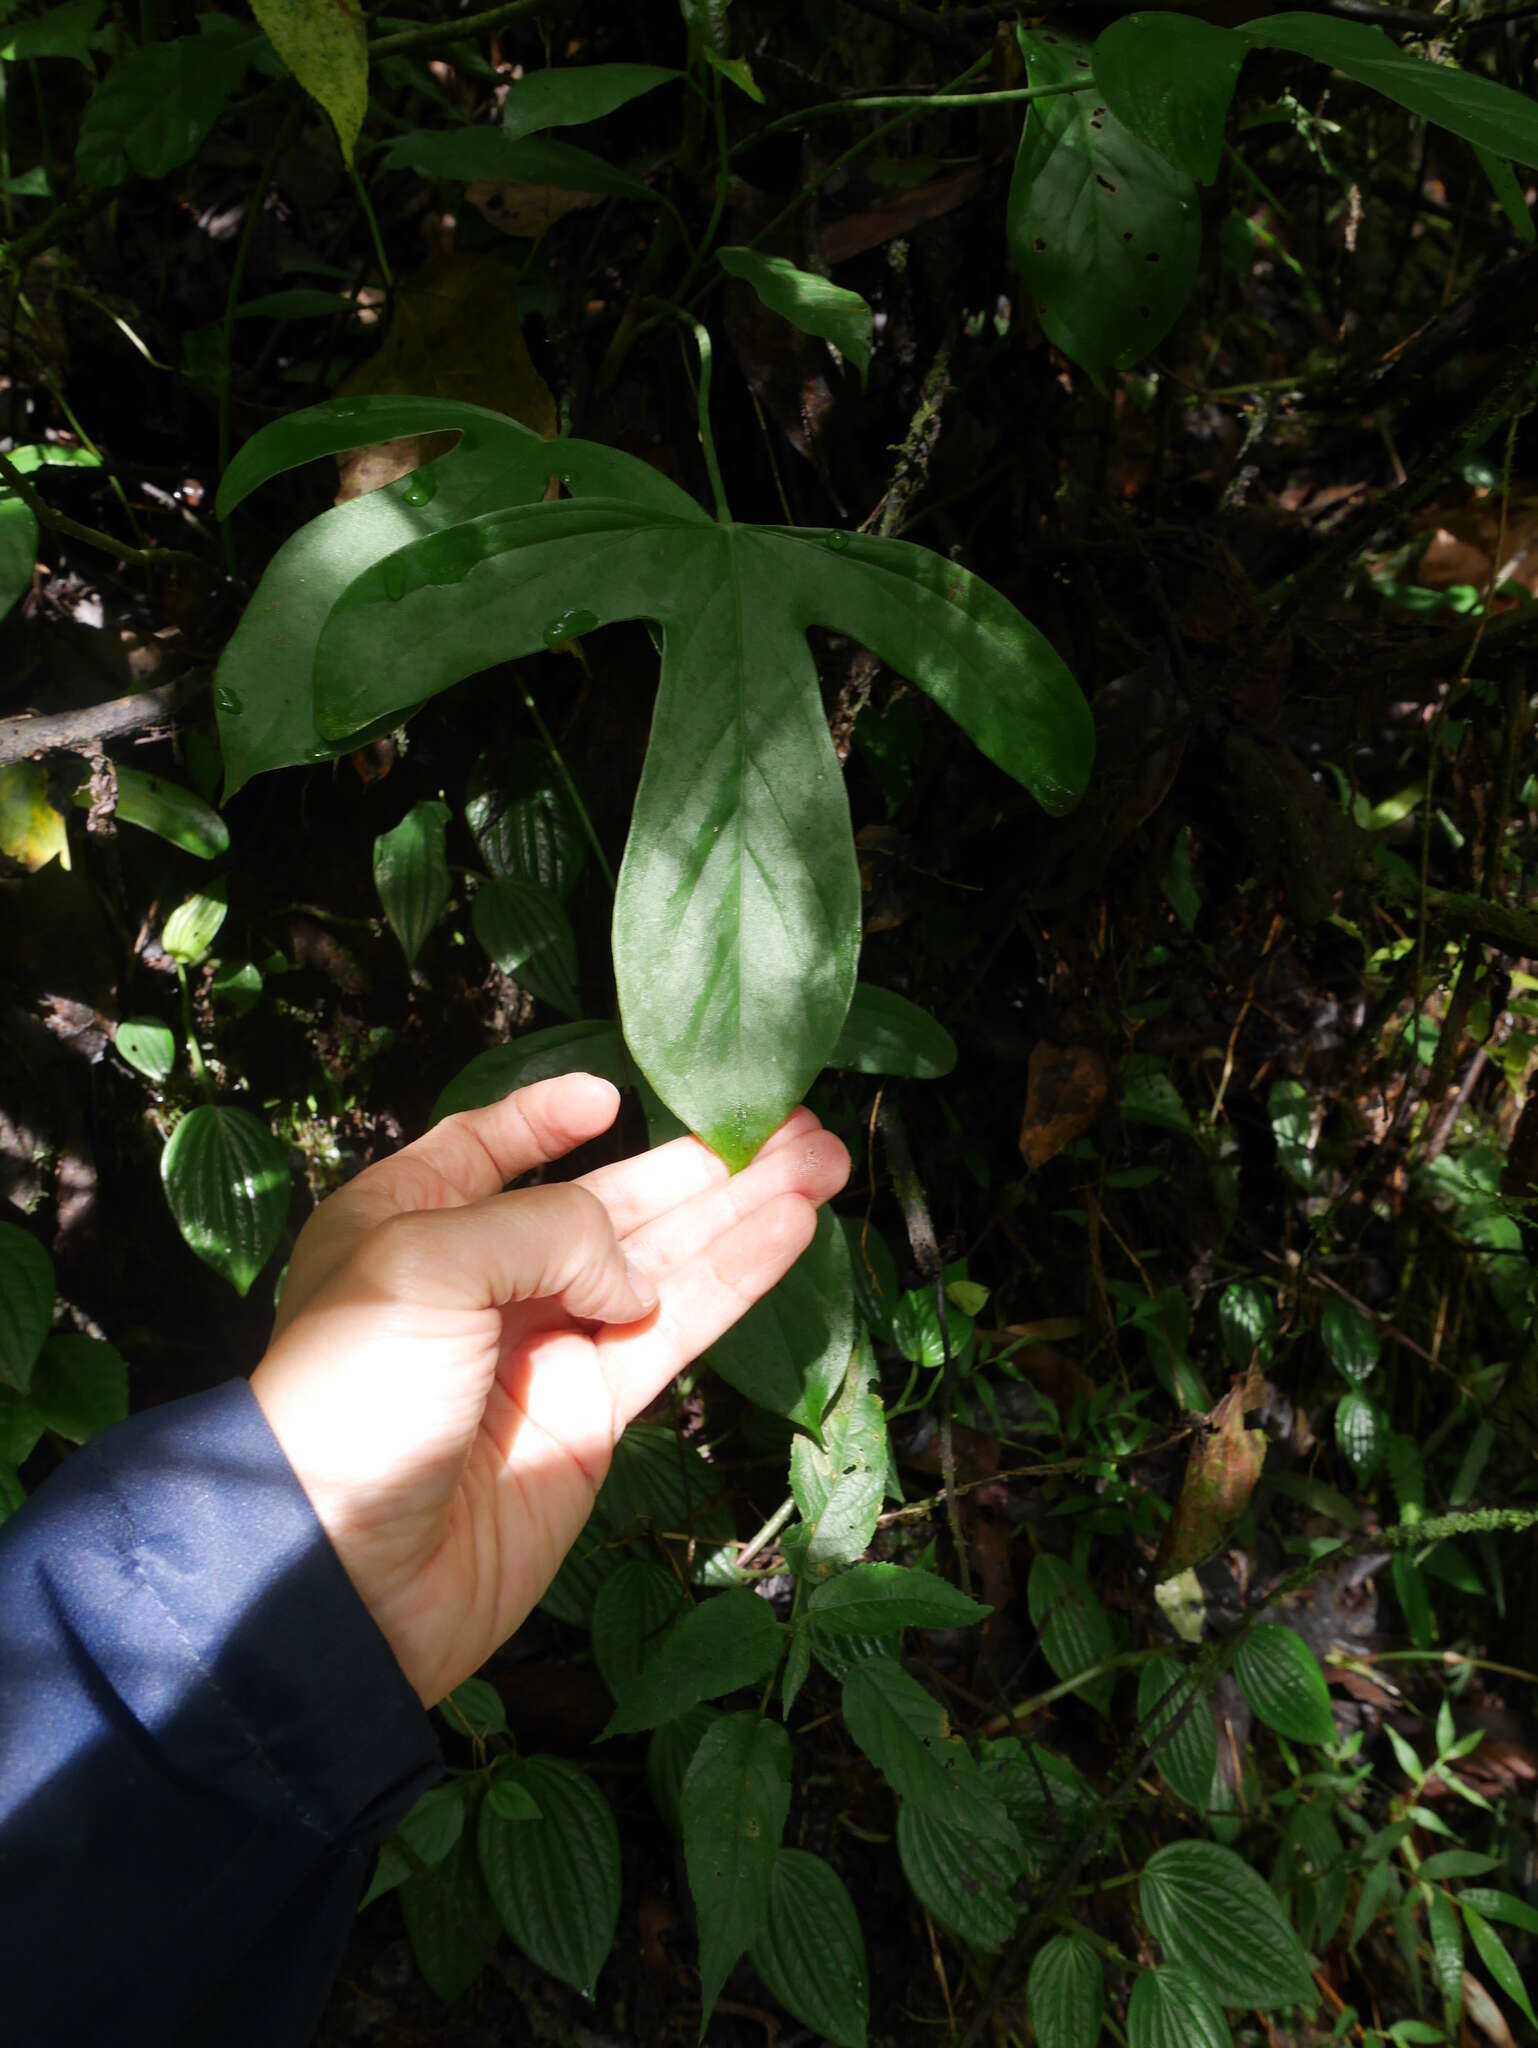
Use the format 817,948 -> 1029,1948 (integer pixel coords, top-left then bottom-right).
367,1180 -> 657,1324
575,1105 -> 822,1238
622,1123 -> 850,1282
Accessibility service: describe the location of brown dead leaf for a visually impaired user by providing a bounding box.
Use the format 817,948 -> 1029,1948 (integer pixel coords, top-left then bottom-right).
821,164 -> 985,267
1417,493 -> 1538,596
331,249 -> 556,500
1019,1043 -> 1108,1170
1154,1368 -> 1267,1579
466,177 -> 602,239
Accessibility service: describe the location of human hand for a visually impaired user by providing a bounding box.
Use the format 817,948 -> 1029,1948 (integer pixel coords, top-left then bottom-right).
249,1075 -> 850,1707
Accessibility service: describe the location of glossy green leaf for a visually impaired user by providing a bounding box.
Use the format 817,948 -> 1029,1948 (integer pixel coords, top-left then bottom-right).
465,744 -> 586,896
211,961 -> 263,1015
1239,13 -> 1538,167
381,128 -> 660,208
1475,145 -> 1535,245
1461,1898 -> 1537,2029
1028,1935 -> 1103,2048
76,18 -> 261,187
215,397 -> 705,795
91,763 -> 229,859
2,0 -> 105,66
1458,1888 -> 1538,1936
788,1335 -> 889,1579
1139,1839 -> 1314,2007
114,1017 -> 175,1083
0,494 -> 36,622
828,983 -> 956,1077
1217,1280 -> 1274,1366
400,1815 -> 501,2005
701,45 -> 763,102
0,1222 -> 53,1395
308,507 -> 1088,1164
1008,29 -> 1200,378
471,876 -> 579,1014
895,1803 -> 1022,1950
646,1702 -> 719,1838
251,0 -> 367,164
1235,1624 -> 1336,1746
1137,1653 -> 1217,1811
1335,1388 -> 1384,1480
1426,1882 -> 1463,2014
432,1020 -> 627,1124
28,1335 -> 127,1442
810,1562 -> 990,1637
841,1658 -> 1022,1847
161,1104 -> 290,1295
682,1711 -> 792,2031
161,879 -> 228,963
1126,1963 -> 1232,2048
710,1205 -> 855,1429
477,1756 -> 620,1998
750,1849 -> 869,2048
889,1282 -> 973,1369
591,1558 -> 687,1699
1028,1554 -> 1116,1713
604,1588 -> 783,1734
374,799 -> 451,967
1091,13 -> 1244,183
718,246 -> 874,383
502,61 -> 680,141
1268,1077 -> 1315,1188
1321,1297 -> 1380,1383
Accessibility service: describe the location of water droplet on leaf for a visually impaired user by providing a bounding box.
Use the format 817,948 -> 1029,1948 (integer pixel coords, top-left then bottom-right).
542,607 -> 599,649
399,470 -> 437,507
825,530 -> 851,552
215,686 -> 242,715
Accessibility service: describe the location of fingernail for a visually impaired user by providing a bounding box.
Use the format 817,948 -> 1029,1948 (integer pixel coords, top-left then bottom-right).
624,1256 -> 659,1312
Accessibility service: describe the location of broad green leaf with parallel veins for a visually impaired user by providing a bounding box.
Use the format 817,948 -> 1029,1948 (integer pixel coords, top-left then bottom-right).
0,1223 -> 54,1394
1235,1624 -> 1336,1746
1028,1935 -> 1104,2048
1335,1388 -> 1384,1480
591,1558 -> 686,1699
896,1803 -> 1023,1950
841,1658 -> 1022,1848
501,61 -> 680,141
828,982 -> 956,1077
471,876 -> 579,1014
433,1020 -> 628,1124
251,0 -> 368,164
161,1105 -> 290,1295
476,1757 -> 620,1999
603,1588 -> 783,1734
1139,1839 -> 1314,2008
1427,1883 -> 1463,2015
1475,144 -> 1535,244
789,1335 -> 891,1578
682,1712 -> 792,2034
1126,1963 -> 1232,2048
1321,1297 -> 1380,1382
1137,1653 -> 1217,1811
810,1561 -> 991,1637
719,246 -> 874,383
750,1849 -> 869,2048
374,799 -> 451,967
1217,1280 -> 1274,1366
1091,13 -> 1245,183
1008,29 -> 1201,379
162,879 -> 228,963
466,744 -> 586,896
710,1205 -> 856,1428
1028,1554 -> 1116,1712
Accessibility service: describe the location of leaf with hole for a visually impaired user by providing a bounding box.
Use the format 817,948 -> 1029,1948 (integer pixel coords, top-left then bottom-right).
251,0 -> 367,163
603,1588 -> 783,1734
682,1711 -> 792,2032
895,1803 -> 1023,1950
1126,1963 -> 1233,2048
749,1849 -> 869,2048
710,1205 -> 856,1429
0,1223 -> 53,1395
161,1105 -> 290,1295
1139,1839 -> 1315,2007
828,983 -> 956,1077
719,246 -> 874,384
1137,1653 -> 1217,1810
1028,1553 -> 1116,1713
810,1562 -> 991,1637
471,876 -> 579,1013
374,799 -> 451,967
115,1017 -> 176,1084
1235,1624 -> 1336,1746
1028,1936 -> 1103,2048
1008,29 -> 1201,379
1091,13 -> 1245,183
502,61 -> 681,141
477,1756 -> 620,1998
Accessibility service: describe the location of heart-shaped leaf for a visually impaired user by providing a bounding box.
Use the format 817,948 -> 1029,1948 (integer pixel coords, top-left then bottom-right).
471,875 -> 579,1013
161,1104 -> 290,1295
0,1222 -> 54,1394
374,799 -> 451,966
115,1017 -> 177,1082
750,1849 -> 870,2048
476,1756 -> 620,1999
1008,29 -> 1201,378
1139,1839 -> 1314,2007
710,1205 -> 856,1427
1091,14 -> 1245,183
895,1802 -> 1023,1950
682,1712 -> 792,2031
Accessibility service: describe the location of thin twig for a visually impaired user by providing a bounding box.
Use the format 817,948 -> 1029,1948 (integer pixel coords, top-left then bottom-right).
0,450 -> 202,573
0,673 -> 207,766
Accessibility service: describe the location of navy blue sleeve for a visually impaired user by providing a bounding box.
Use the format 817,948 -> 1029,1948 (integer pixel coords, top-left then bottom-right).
0,1377 -> 443,2047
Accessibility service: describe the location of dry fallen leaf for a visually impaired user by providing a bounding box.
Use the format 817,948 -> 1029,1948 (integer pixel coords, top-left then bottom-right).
1018,1043 -> 1108,1170
1155,1368 -> 1267,1580
466,177 -> 602,240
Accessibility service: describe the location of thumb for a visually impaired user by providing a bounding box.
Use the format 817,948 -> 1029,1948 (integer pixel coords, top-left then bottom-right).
367,1181 -> 659,1324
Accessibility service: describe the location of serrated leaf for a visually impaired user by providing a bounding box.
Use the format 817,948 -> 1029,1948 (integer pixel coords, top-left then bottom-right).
96,763 -> 229,859
0,1222 -> 54,1394
1137,1653 -> 1217,1810
477,1756 -> 620,1998
682,1712 -> 792,2032
841,1658 -> 1022,1848
895,1802 -> 1023,1949
1235,1624 -> 1336,1746
591,1558 -> 687,1698
810,1562 -> 990,1637
1126,1963 -> 1232,2048
646,1702 -> 719,1837
251,0 -> 368,164
789,1334 -> 889,1579
1336,1388 -> 1384,1481
115,1018 -> 176,1082
502,61 -> 680,141
400,1816 -> 501,2005
1028,1554 -> 1116,1713
1139,1839 -> 1314,2007
604,1588 -> 783,1734
719,246 -> 873,382
465,743 -> 586,895
162,879 -> 229,963
1460,1900 -> 1537,2029
1321,1298 -> 1380,1383
432,1019 -> 628,1124
27,1335 -> 127,1443
828,982 -> 956,1077
161,1106 -> 290,1295
374,799 -> 451,966
1091,13 -> 1245,183
1008,29 -> 1200,378
76,18 -> 261,187
750,1849 -> 869,2048
471,875 -> 579,1013
1028,1935 -> 1103,2048
711,1205 -> 856,1428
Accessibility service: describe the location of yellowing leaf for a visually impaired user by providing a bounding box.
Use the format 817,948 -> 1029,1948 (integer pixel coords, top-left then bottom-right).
0,762 -> 70,871
1155,1368 -> 1266,1579
251,0 -> 368,164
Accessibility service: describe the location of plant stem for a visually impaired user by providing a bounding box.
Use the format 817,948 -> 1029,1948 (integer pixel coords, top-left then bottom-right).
0,450 -> 201,573
219,105 -> 301,575
736,1494 -> 795,1569
177,965 -> 212,1102
515,674 -> 617,894
985,1651 -> 1163,1736
368,0 -> 572,57
734,78 -> 1090,156
349,163 -> 395,292
688,320 -> 731,526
